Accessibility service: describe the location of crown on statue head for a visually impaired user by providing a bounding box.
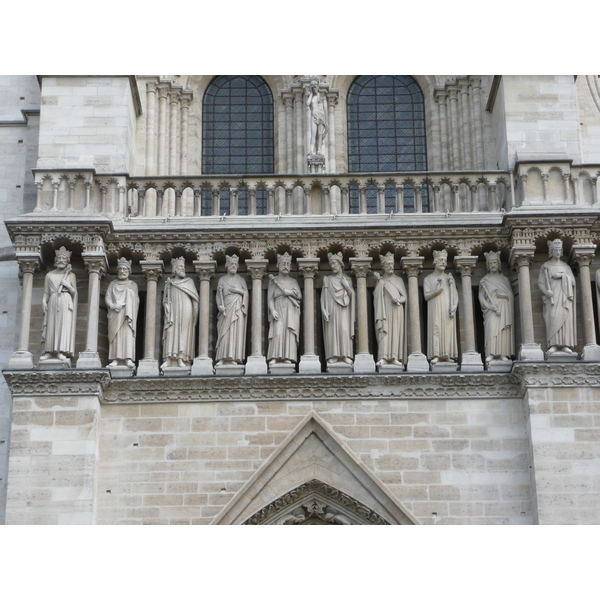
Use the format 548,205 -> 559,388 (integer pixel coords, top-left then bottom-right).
117,257 -> 132,270
381,252 -> 395,267
548,238 -> 563,251
327,251 -> 343,266
432,249 -> 448,262
226,254 -> 239,266
277,252 -> 292,267
484,250 -> 501,265
171,256 -> 186,270
55,246 -> 71,260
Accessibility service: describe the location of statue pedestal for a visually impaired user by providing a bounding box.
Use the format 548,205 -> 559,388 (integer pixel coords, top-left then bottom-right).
162,366 -> 191,377
406,352 -> 430,373
547,350 -> 579,362
216,363 -> 245,376
460,351 -> 484,372
307,154 -> 325,174
38,357 -> 71,370
299,354 -> 321,374
353,353 -> 376,373
7,351 -> 35,370
191,356 -> 214,376
77,351 -> 102,369
377,362 -> 405,374
108,365 -> 135,378
518,343 -> 544,361
268,362 -> 296,375
486,359 -> 513,373
245,355 -> 268,375
137,358 -> 159,377
582,344 -> 600,361
431,361 -> 458,373
326,361 -> 353,375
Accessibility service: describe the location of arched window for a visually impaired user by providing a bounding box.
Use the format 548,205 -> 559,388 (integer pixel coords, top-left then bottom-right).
203,76 -> 274,175
347,76 -> 427,173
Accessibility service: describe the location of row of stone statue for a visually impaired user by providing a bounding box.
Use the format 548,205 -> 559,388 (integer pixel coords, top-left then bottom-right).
38,239 -> 578,371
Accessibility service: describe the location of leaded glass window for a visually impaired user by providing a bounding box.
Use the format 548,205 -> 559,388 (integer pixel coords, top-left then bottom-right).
347,76 -> 427,174
203,76 -> 274,175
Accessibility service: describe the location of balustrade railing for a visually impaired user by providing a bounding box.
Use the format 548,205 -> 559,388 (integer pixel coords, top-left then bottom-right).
32,169 -> 515,218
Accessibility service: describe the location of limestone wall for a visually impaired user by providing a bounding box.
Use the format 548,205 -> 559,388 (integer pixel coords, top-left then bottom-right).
36,76 -> 138,173
94,396 -> 532,525
526,386 -> 600,524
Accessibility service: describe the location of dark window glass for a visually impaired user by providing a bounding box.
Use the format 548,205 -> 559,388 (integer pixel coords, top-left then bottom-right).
347,76 -> 427,177
201,188 -> 213,216
203,76 -> 274,175
256,187 -> 267,215
349,185 -> 360,214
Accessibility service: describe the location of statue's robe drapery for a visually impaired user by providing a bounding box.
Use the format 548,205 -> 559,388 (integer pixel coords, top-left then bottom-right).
373,274 -> 407,362
424,272 -> 458,360
106,279 -> 139,361
42,269 -> 77,357
162,277 -> 199,363
267,276 -> 302,362
321,274 -> 355,361
478,273 -> 514,358
215,274 -> 249,362
538,260 -> 576,348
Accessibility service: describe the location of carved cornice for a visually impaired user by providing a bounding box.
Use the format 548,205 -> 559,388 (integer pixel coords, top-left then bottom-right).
243,479 -> 389,525
3,371 -> 110,399
102,372 -> 521,403
514,362 -> 600,390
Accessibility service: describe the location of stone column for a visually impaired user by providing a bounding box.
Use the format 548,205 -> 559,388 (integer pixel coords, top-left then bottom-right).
455,256 -> 484,371
168,90 -> 180,175
245,259 -> 268,375
8,255 -> 41,369
283,94 -> 294,174
510,247 -> 544,361
448,87 -> 461,170
157,84 -> 169,175
146,81 -> 157,175
294,89 -> 304,173
435,90 -> 449,170
470,77 -> 485,170
180,94 -> 191,176
572,245 -> 600,361
401,256 -> 429,372
191,260 -> 216,375
298,258 -> 321,373
350,257 -> 376,373
137,261 -> 163,376
77,254 -> 108,369
458,80 -> 473,168
327,93 -> 337,172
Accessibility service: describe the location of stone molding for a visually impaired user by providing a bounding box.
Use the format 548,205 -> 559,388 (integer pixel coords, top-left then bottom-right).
513,362 -> 600,389
3,370 -> 110,399
242,479 -> 390,525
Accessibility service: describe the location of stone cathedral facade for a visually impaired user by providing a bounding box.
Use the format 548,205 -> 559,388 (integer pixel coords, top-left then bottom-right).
1,74 -> 600,524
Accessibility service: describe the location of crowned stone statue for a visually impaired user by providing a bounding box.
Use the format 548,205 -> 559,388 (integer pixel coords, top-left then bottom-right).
40,246 -> 77,365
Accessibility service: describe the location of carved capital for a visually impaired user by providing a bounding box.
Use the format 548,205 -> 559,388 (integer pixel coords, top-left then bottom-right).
510,247 -> 535,269
447,87 -> 459,101
140,260 -> 164,282
82,253 -> 108,277
401,256 -> 424,277
455,256 -> 478,278
157,84 -> 169,100
16,255 -> 41,275
457,79 -> 470,95
297,258 -> 320,279
193,260 -> 217,281
434,89 -> 448,105
168,89 -> 181,105
350,257 -> 372,279
180,93 -> 192,109
282,93 -> 294,108
245,259 -> 268,280
146,81 -> 158,94
571,245 -> 596,268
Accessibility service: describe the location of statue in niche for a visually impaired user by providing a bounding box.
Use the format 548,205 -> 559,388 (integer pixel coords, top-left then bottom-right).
267,253 -> 302,365
478,251 -> 514,363
105,257 -> 139,368
40,246 -> 77,363
321,252 -> 355,365
538,239 -> 576,354
373,252 -> 407,367
306,79 -> 328,155
161,257 -> 199,369
215,254 -> 249,366
424,249 -> 458,364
